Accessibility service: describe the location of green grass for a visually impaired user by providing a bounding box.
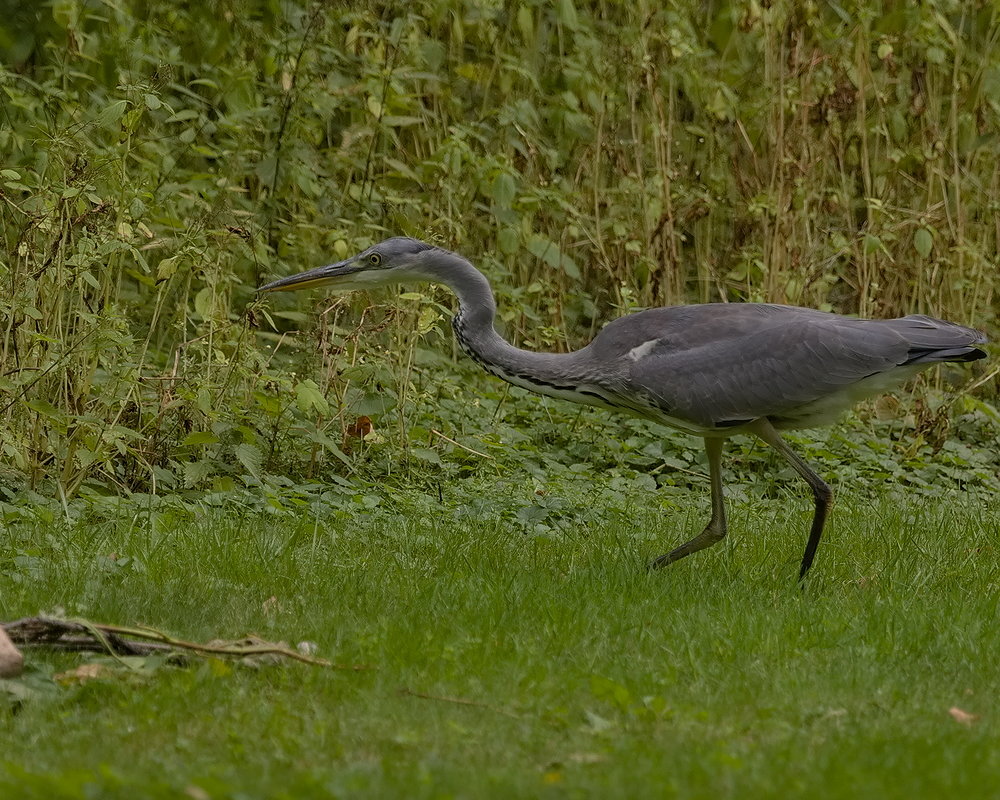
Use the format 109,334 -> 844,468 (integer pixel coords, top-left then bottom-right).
2,491 -> 999,799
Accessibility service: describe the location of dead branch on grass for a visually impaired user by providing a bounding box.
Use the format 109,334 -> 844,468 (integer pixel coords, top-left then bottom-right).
2,616 -> 374,671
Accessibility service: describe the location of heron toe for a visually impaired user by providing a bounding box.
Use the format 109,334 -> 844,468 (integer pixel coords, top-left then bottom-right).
649,520 -> 727,571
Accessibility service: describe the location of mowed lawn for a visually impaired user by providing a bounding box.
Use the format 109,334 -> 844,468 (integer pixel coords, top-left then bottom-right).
2,493 -> 999,799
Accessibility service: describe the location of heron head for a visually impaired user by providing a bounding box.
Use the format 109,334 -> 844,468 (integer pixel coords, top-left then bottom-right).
258,237 -> 439,293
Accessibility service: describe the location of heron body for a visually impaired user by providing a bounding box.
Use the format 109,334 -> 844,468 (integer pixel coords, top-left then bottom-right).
260,237 -> 988,579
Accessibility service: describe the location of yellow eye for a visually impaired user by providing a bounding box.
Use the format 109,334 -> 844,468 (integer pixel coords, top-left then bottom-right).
369,253 -> 382,265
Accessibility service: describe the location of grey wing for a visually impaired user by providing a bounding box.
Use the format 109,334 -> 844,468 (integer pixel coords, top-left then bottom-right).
621,314 -> 980,427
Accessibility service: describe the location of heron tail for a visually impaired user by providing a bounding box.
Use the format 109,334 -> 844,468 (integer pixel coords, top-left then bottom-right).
888,315 -> 988,365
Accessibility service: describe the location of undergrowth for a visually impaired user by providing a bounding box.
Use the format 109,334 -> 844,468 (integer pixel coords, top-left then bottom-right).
0,1 -> 997,503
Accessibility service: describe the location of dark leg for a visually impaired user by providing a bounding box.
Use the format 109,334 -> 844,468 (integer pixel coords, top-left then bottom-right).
649,437 -> 727,569
751,419 -> 833,581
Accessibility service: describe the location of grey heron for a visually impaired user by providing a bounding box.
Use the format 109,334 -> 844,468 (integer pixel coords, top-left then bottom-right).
260,237 -> 988,579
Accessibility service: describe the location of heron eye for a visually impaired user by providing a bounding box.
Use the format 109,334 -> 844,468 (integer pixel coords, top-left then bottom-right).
368,253 -> 382,266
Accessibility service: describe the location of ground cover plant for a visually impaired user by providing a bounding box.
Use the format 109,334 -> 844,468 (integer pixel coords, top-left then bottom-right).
2,489 -> 1000,798
0,0 -> 997,496
1,1 -> 999,797
3,365 -> 999,798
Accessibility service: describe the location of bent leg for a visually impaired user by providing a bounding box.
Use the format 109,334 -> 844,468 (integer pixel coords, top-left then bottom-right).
751,419 -> 833,581
650,437 -> 727,570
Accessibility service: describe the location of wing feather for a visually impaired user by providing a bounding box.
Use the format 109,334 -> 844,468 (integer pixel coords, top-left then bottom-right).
582,304 -> 985,428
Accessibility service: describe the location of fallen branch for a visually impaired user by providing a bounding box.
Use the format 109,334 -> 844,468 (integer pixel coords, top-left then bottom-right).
2,617 -> 374,671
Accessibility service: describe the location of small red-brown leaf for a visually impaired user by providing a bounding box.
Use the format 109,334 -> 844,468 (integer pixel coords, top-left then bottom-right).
345,416 -> 373,439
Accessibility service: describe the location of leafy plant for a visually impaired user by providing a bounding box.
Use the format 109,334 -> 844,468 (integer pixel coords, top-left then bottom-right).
0,1 -> 995,503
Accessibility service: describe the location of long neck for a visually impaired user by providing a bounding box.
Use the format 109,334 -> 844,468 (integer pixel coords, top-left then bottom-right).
418,251 -> 589,396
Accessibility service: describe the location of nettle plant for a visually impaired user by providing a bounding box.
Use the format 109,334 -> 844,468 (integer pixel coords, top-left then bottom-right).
0,0 -> 996,505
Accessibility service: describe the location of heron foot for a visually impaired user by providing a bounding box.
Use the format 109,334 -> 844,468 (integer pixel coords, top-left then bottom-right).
648,521 -> 726,571
647,552 -> 675,571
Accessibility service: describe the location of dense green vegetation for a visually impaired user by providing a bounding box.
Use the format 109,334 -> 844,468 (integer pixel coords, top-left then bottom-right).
0,0 -> 996,502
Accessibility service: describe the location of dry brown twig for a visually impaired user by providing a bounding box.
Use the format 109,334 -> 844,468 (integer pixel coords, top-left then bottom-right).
2,617 -> 374,671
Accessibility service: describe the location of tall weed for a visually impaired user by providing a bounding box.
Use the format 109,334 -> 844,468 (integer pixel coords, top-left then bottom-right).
0,1 -> 995,499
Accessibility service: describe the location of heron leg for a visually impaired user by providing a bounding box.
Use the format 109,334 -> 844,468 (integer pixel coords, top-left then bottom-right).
649,436 -> 727,570
751,419 -> 833,581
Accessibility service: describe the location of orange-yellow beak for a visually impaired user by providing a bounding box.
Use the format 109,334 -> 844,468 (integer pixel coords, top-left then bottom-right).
257,259 -> 360,292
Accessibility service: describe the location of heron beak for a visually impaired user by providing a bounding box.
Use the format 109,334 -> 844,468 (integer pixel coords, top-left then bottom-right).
257,259 -> 361,293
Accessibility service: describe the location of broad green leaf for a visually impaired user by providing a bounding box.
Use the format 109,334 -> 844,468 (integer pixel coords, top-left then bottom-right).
382,115 -> 421,127
165,109 -> 199,123
556,0 -> 578,29
913,228 -> 933,258
97,100 -> 128,127
182,431 -> 219,447
409,447 -> 441,464
527,235 -> 580,279
182,460 -> 214,487
416,306 -> 440,334
122,107 -> 144,132
385,158 -> 420,182
75,447 -> 101,468
353,393 -> 396,416
302,429 -> 353,466
517,6 -> 533,43
234,443 -> 263,476
194,288 -> 214,319
156,257 -> 178,281
272,310 -> 310,323
26,399 -> 61,418
420,39 -> 445,70
498,228 -> 520,254
51,0 -> 78,29
964,397 -> 1000,425
295,380 -> 329,415
491,173 -> 517,208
